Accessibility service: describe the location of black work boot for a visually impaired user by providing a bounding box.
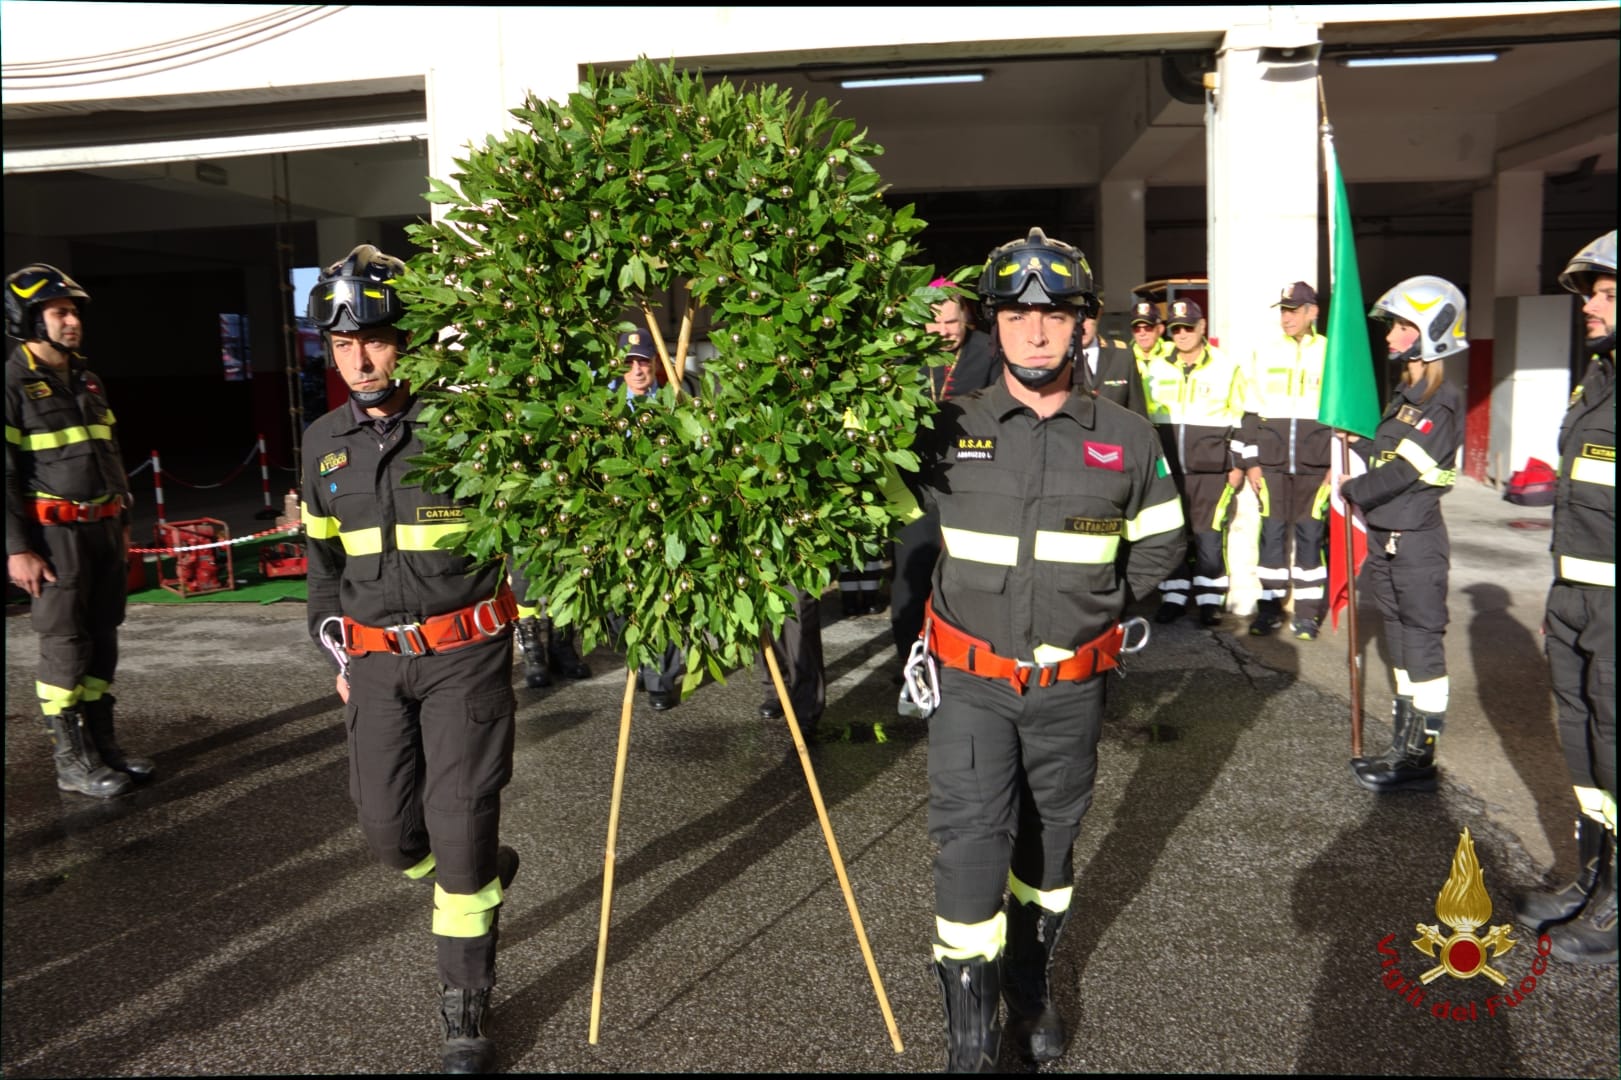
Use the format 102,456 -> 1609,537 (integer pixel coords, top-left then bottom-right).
1514,817 -> 1610,932
80,694 -> 155,780
440,985 -> 496,1073
935,956 -> 1001,1073
46,708 -> 131,799
1547,830 -> 1618,966
515,618 -> 551,689
544,621 -> 591,680
1353,708 -> 1442,793
1351,697 -> 1413,773
1002,899 -> 1071,1064
1248,599 -> 1284,636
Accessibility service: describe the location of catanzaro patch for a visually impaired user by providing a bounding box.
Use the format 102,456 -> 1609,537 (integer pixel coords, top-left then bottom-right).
954,437 -> 996,461
416,506 -> 467,523
1063,517 -> 1123,535
1581,443 -> 1615,462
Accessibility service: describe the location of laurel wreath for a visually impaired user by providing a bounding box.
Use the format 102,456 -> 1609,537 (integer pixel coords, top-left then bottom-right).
392,58 -> 943,685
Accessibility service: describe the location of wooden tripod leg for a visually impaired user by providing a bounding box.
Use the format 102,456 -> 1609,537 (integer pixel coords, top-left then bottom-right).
762,632 -> 905,1053
589,667 -> 640,1044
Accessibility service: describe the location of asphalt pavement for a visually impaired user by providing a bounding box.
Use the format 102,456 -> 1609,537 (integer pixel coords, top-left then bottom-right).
3,466 -> 1616,1076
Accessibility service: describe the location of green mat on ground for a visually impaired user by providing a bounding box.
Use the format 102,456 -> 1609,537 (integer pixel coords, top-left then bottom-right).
128,530 -> 307,605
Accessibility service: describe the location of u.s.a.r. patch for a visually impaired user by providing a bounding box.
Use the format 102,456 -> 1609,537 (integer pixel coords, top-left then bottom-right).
954,437 -> 996,461
318,450 -> 349,476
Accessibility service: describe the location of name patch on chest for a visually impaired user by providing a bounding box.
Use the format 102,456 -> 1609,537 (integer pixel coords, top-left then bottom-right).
416,506 -> 466,523
1064,517 -> 1123,536
1581,443 -> 1616,462
318,450 -> 349,476
1083,441 -> 1124,471
23,380 -> 52,400
954,437 -> 996,461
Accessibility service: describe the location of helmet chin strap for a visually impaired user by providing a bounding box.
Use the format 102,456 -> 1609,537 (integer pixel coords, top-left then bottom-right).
32,314 -> 75,359
1007,354 -> 1072,389
349,379 -> 403,408
1587,329 -> 1616,357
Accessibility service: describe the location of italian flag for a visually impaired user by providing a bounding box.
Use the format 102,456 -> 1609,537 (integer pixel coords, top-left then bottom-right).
1318,127 -> 1380,629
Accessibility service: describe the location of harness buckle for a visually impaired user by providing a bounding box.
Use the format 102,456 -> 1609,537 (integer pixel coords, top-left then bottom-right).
470,597 -> 504,638
1013,659 -> 1061,690
390,623 -> 429,657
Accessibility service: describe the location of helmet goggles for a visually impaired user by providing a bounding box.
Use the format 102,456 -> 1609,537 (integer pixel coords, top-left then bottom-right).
307,276 -> 403,332
985,250 -> 1086,307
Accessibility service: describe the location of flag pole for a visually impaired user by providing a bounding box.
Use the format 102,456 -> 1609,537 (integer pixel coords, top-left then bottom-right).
1339,433 -> 1364,758
1320,77 -> 1367,758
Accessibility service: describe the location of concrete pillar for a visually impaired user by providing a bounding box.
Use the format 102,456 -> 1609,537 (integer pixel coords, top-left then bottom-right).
1207,23 -> 1321,355
1098,179 -> 1146,321
1207,18 -> 1321,618
1468,171 -> 1551,484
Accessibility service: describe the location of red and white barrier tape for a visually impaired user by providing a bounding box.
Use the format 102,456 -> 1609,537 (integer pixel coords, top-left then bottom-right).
130,523 -> 303,556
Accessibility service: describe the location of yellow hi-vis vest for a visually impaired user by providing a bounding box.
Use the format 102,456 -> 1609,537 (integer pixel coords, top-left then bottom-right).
1143,344 -> 1246,429
1245,330 -> 1326,421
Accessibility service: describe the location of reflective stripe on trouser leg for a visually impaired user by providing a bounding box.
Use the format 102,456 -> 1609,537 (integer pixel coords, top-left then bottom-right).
31,517 -> 125,716
1575,787 -> 1618,834
1008,872 -> 1073,915
1185,472 -> 1231,608
930,666 -> 1104,927
1545,581 -> 1616,812
934,912 -> 1007,963
36,680 -> 79,717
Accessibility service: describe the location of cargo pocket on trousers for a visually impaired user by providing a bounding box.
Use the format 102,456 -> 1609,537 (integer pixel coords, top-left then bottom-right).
343,701 -> 363,808
458,688 -> 516,800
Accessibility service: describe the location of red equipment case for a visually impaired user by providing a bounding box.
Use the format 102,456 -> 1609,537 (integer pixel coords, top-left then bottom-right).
156,518 -> 234,597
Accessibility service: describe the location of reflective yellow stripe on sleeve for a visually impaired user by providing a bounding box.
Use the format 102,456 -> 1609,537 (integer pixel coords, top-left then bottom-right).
395,522 -> 468,551
301,504 -> 340,540
1124,497 -> 1184,541
1032,530 -> 1119,564
5,425 -> 21,446
940,526 -> 1018,566
1571,456 -> 1615,488
1394,438 -> 1455,487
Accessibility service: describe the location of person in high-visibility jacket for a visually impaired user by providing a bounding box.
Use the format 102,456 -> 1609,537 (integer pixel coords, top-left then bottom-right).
300,244 -> 521,1073
1512,230 -> 1616,966
1140,299 -> 1247,626
1238,282 -> 1332,641
1128,299 -> 1170,389
1340,276 -> 1466,795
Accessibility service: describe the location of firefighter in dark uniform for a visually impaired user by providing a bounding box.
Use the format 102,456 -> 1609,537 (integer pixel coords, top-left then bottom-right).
1512,230 -> 1616,965
1072,296 -> 1148,418
5,263 -> 152,799
1241,282 -> 1331,640
1341,276 -> 1466,794
300,245 -> 521,1073
1140,299 -> 1247,625
903,228 -> 1185,1070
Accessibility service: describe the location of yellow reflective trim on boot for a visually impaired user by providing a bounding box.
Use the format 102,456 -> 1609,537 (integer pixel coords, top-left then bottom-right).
932,912 -> 1007,963
432,876 -> 504,938
1007,872 -> 1074,914
515,603 -> 541,620
1575,787 -> 1617,835
36,681 -> 79,716
404,852 -> 437,881
79,676 -> 110,703
1410,675 -> 1449,714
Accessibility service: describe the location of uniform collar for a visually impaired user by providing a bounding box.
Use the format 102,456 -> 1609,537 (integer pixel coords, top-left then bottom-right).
984,374 -> 1095,428
340,390 -> 422,433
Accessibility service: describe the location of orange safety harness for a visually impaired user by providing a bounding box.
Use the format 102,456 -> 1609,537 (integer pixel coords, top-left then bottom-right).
32,498 -> 122,525
339,583 -> 518,658
922,596 -> 1137,694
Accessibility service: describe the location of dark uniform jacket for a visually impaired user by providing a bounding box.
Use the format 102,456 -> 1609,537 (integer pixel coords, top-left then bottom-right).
301,393 -> 506,648
5,344 -> 129,554
1341,378 -> 1463,532
1074,338 -> 1148,419
1551,354 -> 1615,588
931,330 -> 997,400
908,380 -> 1185,659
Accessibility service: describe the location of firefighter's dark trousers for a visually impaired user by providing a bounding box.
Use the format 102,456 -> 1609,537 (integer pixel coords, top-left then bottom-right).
760,586 -> 825,724
1255,469 -> 1328,622
1363,524 -> 1450,712
1546,582 -> 1616,816
26,517 -> 126,717
928,665 -> 1105,925
1159,471 -> 1231,609
343,632 -> 515,989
